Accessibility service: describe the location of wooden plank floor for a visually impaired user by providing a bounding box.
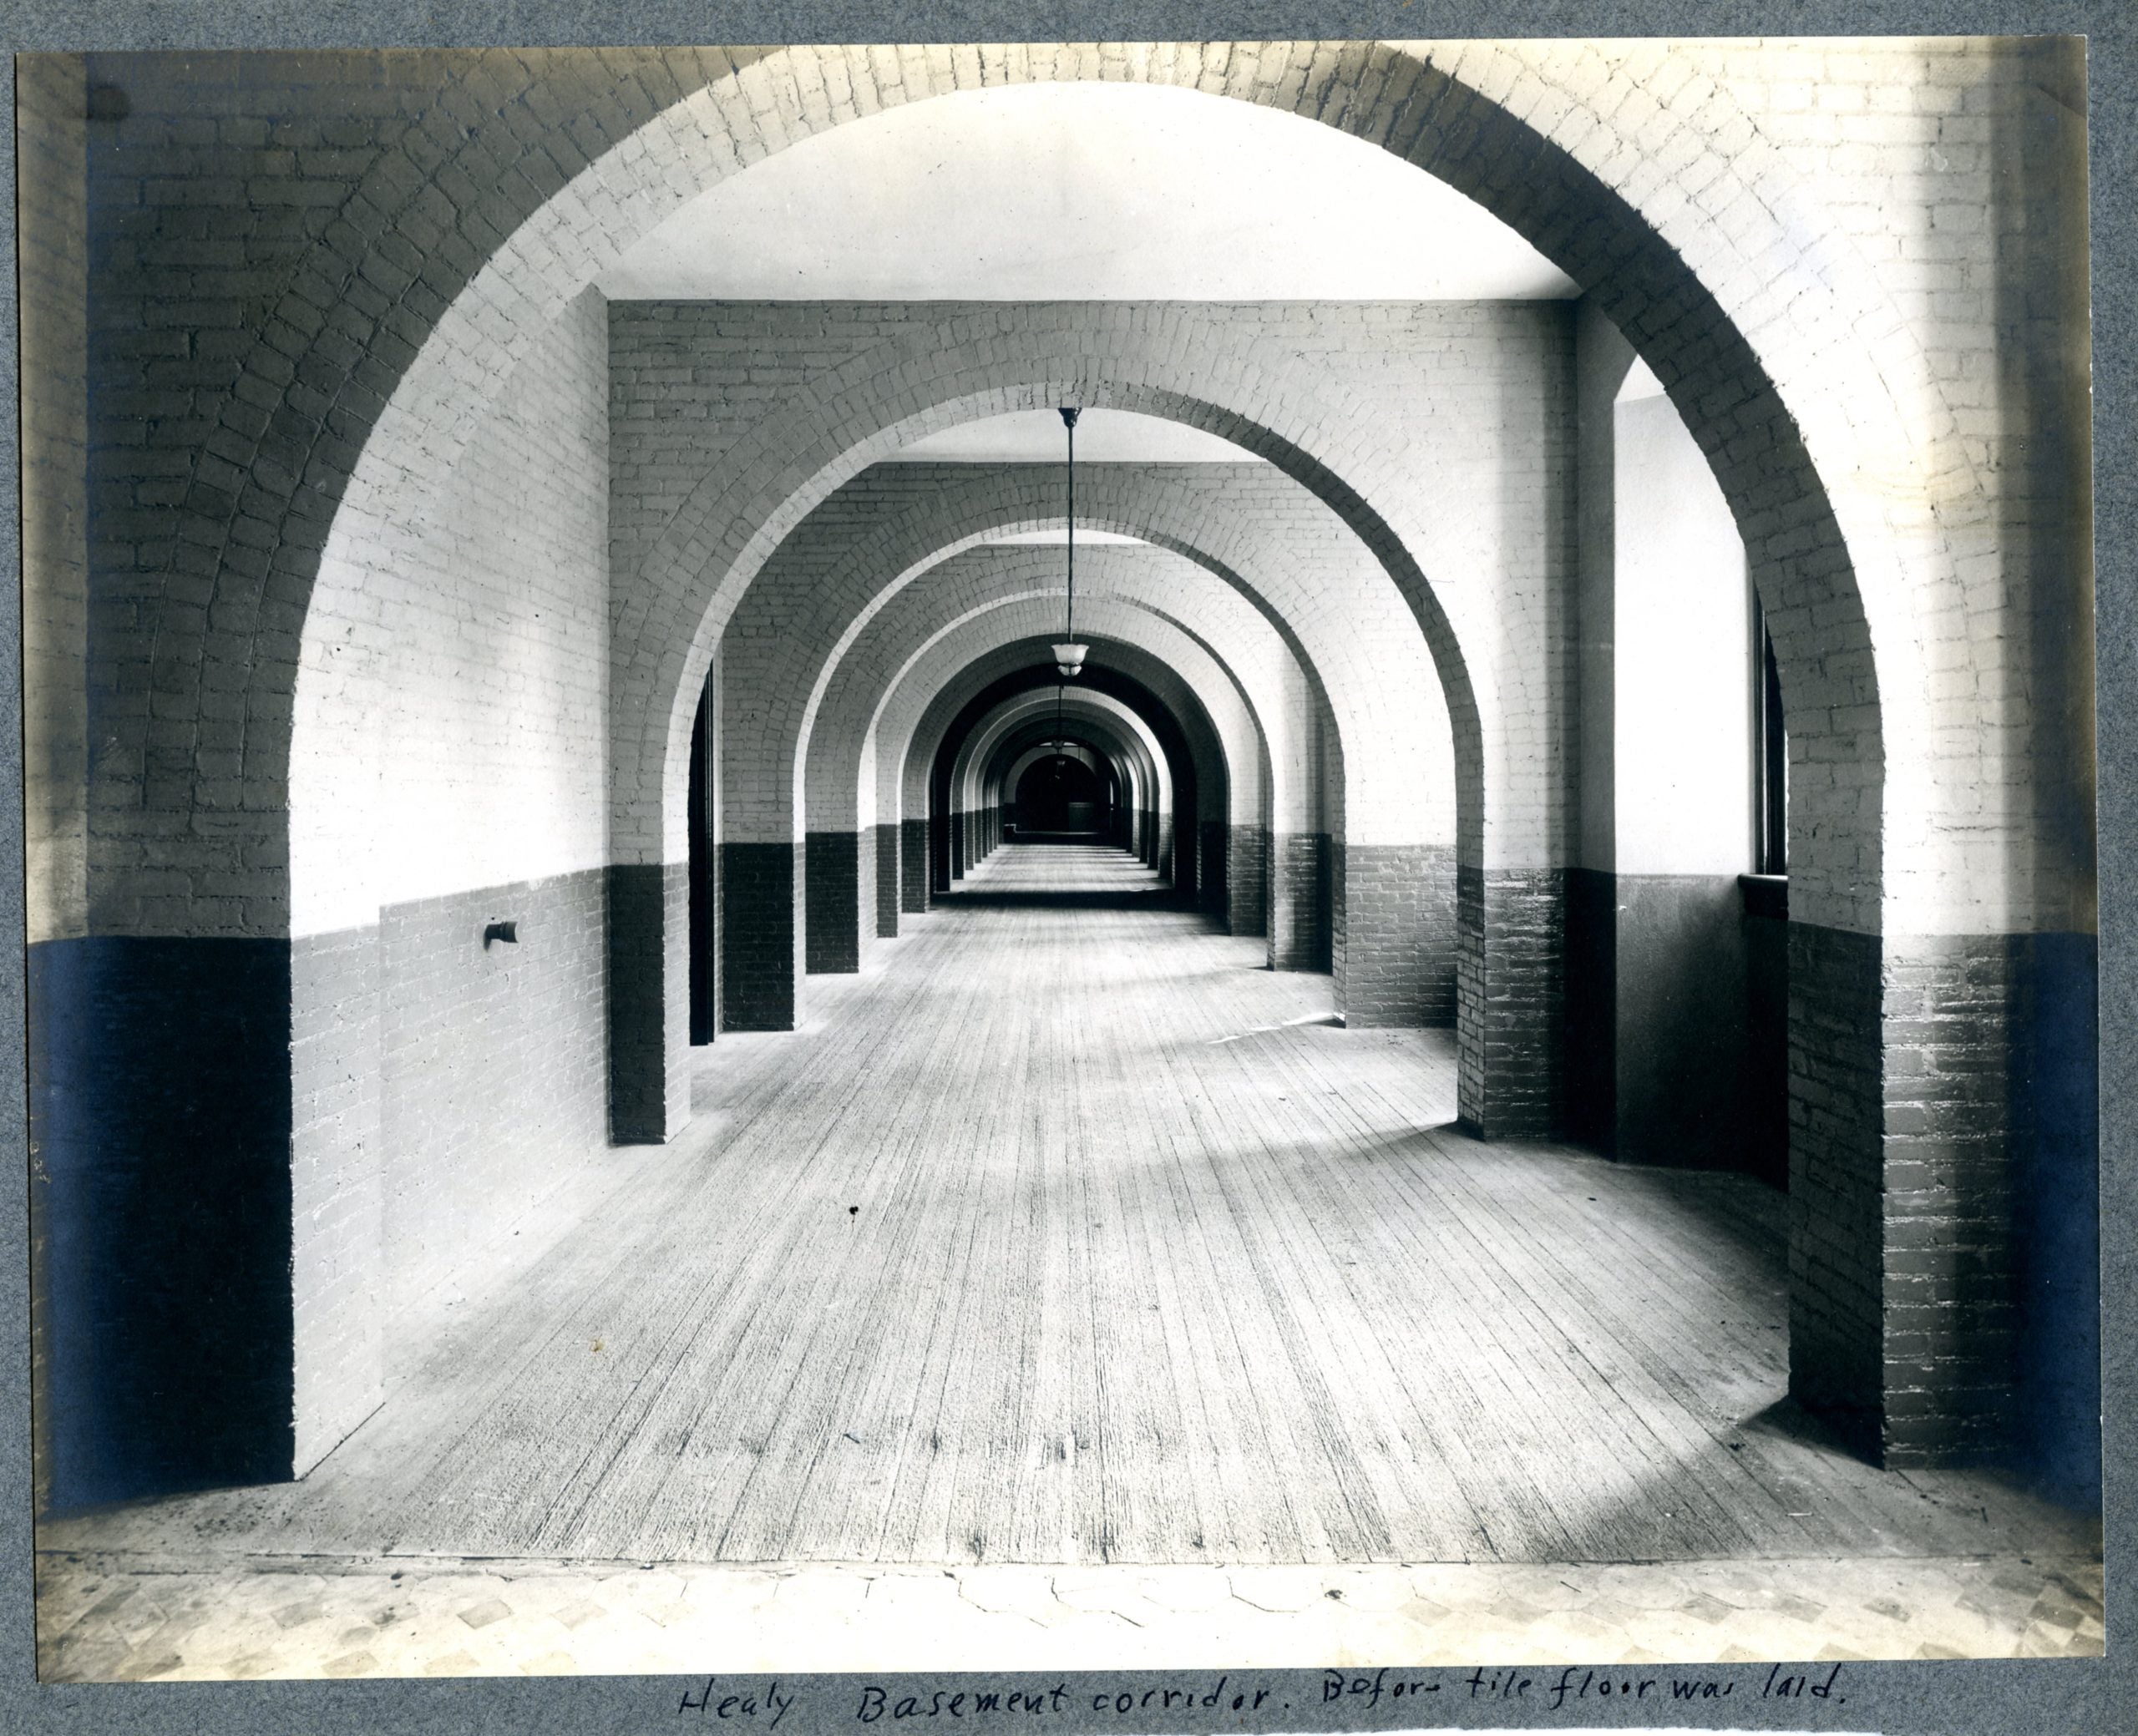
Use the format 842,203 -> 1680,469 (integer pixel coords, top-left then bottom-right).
44,846 -> 2094,1567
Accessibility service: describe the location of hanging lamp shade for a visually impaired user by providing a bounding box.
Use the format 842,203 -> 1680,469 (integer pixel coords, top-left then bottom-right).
1056,406 -> 1085,680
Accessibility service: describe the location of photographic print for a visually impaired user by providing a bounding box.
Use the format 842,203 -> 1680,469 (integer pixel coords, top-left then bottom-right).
16,27 -> 2105,1694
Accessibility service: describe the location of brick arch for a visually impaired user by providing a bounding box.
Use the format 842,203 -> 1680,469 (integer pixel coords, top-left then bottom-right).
981,717 -> 1156,850
805,544 -> 1304,834
945,688 -> 1179,887
956,691 -> 1168,822
894,630 -> 1229,836
1002,740 -> 1101,787
778,596 -> 1258,994
944,669 -> 1230,904
981,727 -> 1154,844
862,588 -> 1450,1025
772,500 -> 1348,864
997,738 -> 1139,851
999,742 -> 1116,814
262,40 -> 1973,1472
722,463 -> 1414,853
911,644 -> 1210,822
896,636 -> 1218,802
899,633 -> 1289,949
695,73 -> 1902,1078
935,648 -> 1221,883
868,616 -> 1273,938
837,582 -> 1272,837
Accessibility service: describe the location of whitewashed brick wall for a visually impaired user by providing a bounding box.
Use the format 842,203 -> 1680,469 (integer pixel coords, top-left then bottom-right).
293,287 -> 610,937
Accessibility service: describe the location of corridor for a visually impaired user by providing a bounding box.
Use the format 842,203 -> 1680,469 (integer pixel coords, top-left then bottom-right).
41,849 -> 2083,1573
19,34 -> 2106,1699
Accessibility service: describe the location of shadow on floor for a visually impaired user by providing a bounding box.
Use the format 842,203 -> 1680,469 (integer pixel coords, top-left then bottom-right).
1736,1393 -> 1857,1455
1419,1121 -> 1795,1280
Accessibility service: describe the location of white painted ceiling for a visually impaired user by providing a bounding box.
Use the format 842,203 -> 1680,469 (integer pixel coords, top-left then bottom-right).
892,407 -> 1259,465
597,81 -> 1579,303
982,526 -> 1149,544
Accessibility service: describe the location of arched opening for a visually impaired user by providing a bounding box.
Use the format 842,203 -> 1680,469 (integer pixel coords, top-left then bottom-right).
1008,746 -> 1109,841
1564,329 -> 1789,1188
849,590 -> 1266,942
925,660 -> 1198,898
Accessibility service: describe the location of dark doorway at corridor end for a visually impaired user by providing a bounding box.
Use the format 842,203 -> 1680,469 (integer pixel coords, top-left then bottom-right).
1013,752 -> 1108,841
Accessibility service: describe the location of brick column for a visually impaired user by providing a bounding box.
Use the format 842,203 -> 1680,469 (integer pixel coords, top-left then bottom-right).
2004,934 -> 2100,1498
720,843 -> 801,1030
1333,841 -> 1457,1028
803,831 -> 861,974
1269,831 -> 1330,971
610,861 -> 692,1140
1227,824 -> 1267,937
874,822 -> 901,937
1790,926 -> 2100,1480
929,811 -> 951,894
900,817 -> 930,913
33,933 -> 304,1505
1198,820 -> 1229,923
1455,867 -> 1565,1138
1785,922 -> 1885,1452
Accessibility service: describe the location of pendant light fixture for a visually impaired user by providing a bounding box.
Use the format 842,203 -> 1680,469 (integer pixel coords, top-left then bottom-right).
1051,407 -> 1088,680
